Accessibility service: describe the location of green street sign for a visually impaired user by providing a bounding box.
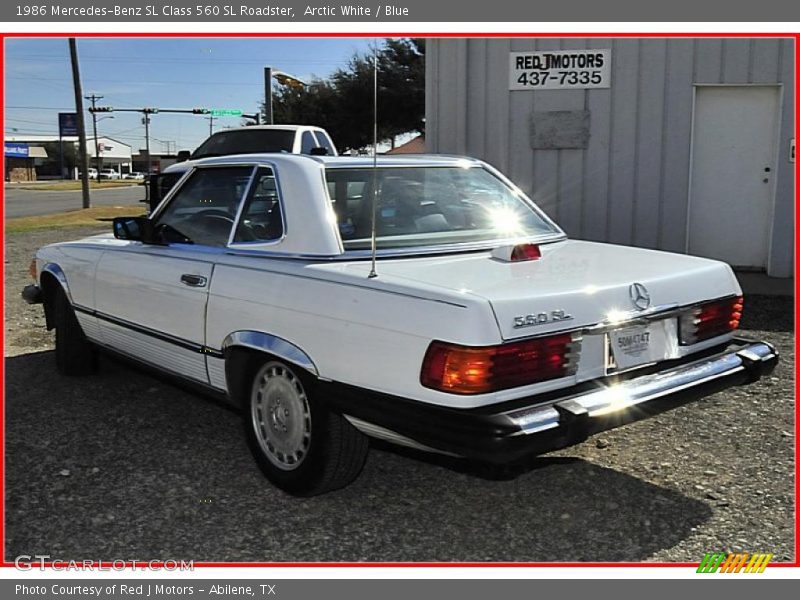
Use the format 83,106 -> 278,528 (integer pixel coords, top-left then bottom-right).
210,109 -> 243,117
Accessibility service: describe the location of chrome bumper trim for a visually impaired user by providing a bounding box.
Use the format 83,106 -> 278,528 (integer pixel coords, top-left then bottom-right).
506,341 -> 777,435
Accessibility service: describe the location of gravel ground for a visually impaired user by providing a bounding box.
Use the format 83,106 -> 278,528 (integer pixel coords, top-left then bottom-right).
3,226 -> 795,563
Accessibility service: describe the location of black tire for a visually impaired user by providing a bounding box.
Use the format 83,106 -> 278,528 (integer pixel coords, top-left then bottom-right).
53,287 -> 97,376
244,358 -> 369,496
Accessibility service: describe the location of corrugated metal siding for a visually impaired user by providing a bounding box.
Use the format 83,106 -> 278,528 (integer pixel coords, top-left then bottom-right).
770,39 -> 795,278
426,38 -> 795,277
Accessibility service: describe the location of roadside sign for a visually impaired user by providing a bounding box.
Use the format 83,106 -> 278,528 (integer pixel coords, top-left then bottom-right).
211,108 -> 243,117
58,112 -> 78,136
4,142 -> 29,158
509,49 -> 612,90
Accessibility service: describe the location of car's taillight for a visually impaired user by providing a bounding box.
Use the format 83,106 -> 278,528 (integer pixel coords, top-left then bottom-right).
510,243 -> 541,261
421,333 -> 581,395
491,243 -> 542,262
679,296 -> 743,345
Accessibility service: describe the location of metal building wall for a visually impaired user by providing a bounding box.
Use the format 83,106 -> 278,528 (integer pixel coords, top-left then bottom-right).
426,38 -> 795,277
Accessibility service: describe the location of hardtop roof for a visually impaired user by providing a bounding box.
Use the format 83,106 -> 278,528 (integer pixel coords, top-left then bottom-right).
190,153 -> 484,169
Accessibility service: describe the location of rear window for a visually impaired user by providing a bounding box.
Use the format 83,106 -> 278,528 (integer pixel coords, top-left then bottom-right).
313,131 -> 336,155
325,166 -> 560,250
300,131 -> 317,154
192,129 -> 296,158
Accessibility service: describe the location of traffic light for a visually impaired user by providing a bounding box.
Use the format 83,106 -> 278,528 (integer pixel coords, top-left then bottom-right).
90,106 -> 114,113
143,107 -> 159,114
192,108 -> 210,114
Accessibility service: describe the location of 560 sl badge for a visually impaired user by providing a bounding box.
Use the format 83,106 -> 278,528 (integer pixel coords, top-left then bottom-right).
513,310 -> 574,329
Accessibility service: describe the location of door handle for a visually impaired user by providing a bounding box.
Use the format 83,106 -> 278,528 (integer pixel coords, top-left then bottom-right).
180,274 -> 207,287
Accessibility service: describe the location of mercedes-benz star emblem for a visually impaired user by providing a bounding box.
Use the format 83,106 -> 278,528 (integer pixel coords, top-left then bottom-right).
629,282 -> 651,311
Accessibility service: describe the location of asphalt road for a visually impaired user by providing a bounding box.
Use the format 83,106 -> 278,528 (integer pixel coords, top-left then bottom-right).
3,226 -> 795,563
3,185 -> 145,218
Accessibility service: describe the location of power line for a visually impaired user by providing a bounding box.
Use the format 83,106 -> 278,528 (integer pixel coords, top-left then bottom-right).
8,54 -> 352,66
5,117 -> 57,125
4,128 -> 57,134
5,75 -> 306,87
7,75 -> 72,87
5,104 -> 75,110
3,128 -> 196,150
103,126 -> 148,136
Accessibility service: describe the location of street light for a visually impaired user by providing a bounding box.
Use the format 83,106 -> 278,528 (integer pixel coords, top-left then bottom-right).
264,67 -> 308,125
273,70 -> 307,88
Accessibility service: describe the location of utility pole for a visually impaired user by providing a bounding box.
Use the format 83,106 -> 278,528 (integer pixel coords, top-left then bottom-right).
85,93 -> 103,175
143,112 -> 151,175
205,114 -> 215,136
264,67 -> 273,124
68,38 -> 90,209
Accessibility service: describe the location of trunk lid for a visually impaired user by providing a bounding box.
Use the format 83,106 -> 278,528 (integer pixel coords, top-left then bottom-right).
369,240 -> 740,339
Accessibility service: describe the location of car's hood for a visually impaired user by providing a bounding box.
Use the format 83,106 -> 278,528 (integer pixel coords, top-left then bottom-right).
344,240 -> 741,340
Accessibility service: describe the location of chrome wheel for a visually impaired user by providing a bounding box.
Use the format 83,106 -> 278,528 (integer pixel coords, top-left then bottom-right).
250,361 -> 311,471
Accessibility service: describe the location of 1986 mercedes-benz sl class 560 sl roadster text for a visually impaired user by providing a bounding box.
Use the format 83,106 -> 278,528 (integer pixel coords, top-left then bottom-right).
22,154 -> 778,495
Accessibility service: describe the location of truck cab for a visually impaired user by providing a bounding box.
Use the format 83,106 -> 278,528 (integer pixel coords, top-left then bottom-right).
149,125 -> 337,211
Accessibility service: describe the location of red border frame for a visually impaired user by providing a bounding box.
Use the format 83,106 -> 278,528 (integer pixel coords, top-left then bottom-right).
0,30 -> 797,571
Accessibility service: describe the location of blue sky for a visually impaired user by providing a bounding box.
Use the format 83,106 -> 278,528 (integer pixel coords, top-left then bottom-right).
4,37 -> 374,153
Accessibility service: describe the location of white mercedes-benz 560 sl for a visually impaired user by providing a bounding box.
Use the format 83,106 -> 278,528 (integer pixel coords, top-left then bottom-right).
22,154 -> 777,496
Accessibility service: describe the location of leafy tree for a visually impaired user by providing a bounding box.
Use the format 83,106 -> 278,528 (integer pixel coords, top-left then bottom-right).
376,38 -> 425,140
267,38 -> 425,152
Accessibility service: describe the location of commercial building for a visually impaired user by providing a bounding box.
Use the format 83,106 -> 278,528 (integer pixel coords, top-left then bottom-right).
3,134 -> 133,179
426,38 -> 795,277
4,142 -> 48,182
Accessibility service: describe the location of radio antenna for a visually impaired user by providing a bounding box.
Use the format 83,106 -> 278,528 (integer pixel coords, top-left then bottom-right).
368,42 -> 379,279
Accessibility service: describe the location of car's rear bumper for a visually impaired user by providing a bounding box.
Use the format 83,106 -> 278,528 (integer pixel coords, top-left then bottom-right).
323,337 -> 778,464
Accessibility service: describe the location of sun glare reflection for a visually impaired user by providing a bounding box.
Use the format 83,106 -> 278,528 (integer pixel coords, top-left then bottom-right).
591,385 -> 633,416
489,207 -> 523,235
606,309 -> 628,324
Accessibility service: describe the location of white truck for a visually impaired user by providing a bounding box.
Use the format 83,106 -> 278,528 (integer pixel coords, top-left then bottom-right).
23,153 -> 777,496
149,125 -> 337,210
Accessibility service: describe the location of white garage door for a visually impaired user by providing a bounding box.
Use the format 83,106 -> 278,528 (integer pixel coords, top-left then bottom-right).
688,85 -> 781,270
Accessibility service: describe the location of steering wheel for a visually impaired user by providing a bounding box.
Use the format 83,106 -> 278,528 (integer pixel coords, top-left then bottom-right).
195,209 -> 236,223
192,209 -> 259,242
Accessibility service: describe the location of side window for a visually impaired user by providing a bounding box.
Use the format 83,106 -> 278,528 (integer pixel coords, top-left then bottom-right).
300,131 -> 316,155
233,167 -> 284,243
154,166 -> 254,247
313,131 -> 336,155
326,170 -> 368,238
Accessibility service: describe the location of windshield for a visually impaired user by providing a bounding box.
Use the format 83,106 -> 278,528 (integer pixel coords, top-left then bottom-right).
192,129 -> 296,158
325,166 -> 560,250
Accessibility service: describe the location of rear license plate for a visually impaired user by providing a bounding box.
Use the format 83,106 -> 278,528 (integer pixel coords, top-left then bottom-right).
607,319 -> 679,372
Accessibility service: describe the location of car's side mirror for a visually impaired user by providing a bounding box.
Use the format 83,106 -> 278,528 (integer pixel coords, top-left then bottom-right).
112,216 -> 159,244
